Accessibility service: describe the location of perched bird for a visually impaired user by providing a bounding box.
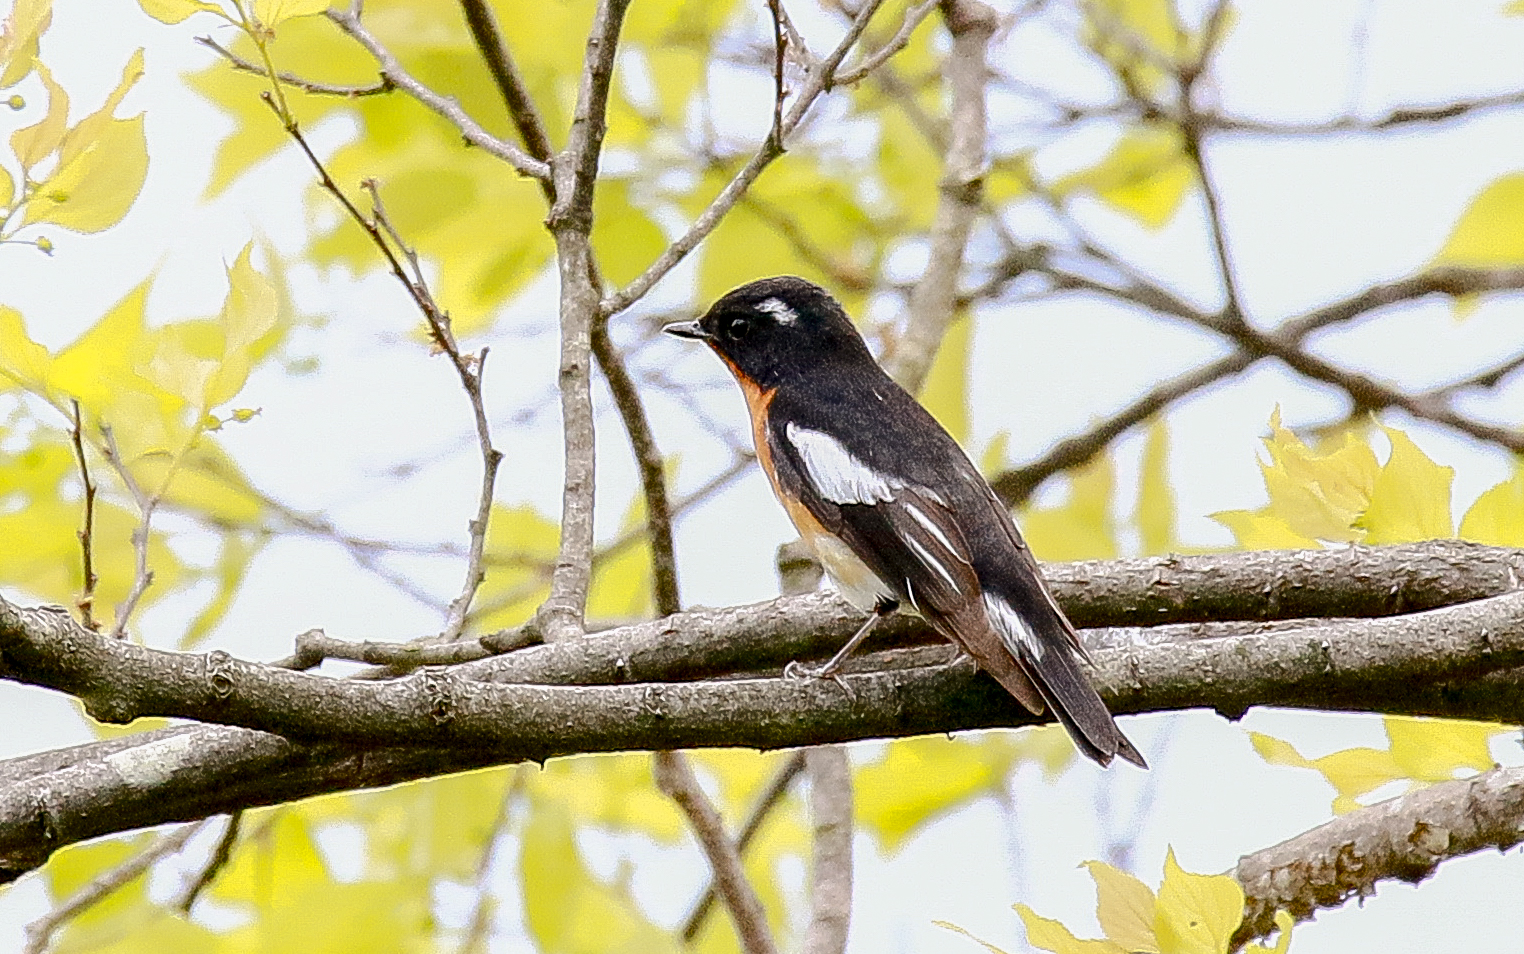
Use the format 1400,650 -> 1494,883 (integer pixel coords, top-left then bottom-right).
666,276 -> 1145,769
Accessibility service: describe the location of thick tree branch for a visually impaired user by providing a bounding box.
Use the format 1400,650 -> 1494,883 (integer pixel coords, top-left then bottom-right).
1231,764 -> 1524,949
3,542 -> 1522,880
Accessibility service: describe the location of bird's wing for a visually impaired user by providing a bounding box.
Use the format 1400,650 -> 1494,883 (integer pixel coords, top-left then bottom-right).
770,421 -> 1046,714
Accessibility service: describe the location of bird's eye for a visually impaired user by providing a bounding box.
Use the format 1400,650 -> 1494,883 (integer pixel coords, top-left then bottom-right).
725,316 -> 752,340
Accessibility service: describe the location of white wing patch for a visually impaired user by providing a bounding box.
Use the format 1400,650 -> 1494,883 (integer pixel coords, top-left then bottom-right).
756,297 -> 799,326
983,592 -> 1045,661
785,424 -> 896,505
905,534 -> 962,593
902,500 -> 959,554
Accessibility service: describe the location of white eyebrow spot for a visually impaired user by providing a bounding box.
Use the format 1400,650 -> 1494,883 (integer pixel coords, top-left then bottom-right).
984,592 -> 1045,661
785,423 -> 895,505
756,296 -> 799,326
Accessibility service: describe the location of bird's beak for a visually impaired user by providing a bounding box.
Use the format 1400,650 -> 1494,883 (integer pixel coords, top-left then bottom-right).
663,320 -> 710,341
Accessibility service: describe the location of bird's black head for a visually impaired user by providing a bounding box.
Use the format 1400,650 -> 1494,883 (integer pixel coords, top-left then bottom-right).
664,276 -> 874,390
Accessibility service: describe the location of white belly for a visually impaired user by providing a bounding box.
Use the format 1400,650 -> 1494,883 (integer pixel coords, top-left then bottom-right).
808,531 -> 895,611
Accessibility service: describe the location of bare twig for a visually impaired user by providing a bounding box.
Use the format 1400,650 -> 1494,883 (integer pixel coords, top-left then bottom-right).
681,750 -> 809,941
23,821 -> 202,954
325,6 -> 550,179
882,0 -> 997,393
456,0 -> 555,168
801,747 -> 854,954
173,811 -> 242,914
99,425 -> 155,640
654,751 -> 779,954
68,401 -> 99,630
258,92 -> 504,640
835,0 -> 940,86
196,35 -> 394,97
765,0 -> 788,153
601,0 -> 892,316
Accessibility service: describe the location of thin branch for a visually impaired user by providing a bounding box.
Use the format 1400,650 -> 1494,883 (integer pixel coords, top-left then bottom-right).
173,811 -> 242,914
765,0 -> 788,154
682,750 -> 810,941
835,0 -> 940,86
1231,765 -> 1524,949
801,746 -> 854,954
99,425 -> 155,640
196,35 -> 394,97
261,92 -> 504,640
601,0 -> 892,316
654,751 -> 778,954
456,0 -> 555,167
68,400 -> 99,631
325,6 -> 550,179
991,351 -> 1252,505
882,0 -> 997,393
23,821 -> 202,954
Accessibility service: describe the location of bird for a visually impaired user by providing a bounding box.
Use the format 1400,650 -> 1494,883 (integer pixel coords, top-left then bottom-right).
665,275 -> 1145,769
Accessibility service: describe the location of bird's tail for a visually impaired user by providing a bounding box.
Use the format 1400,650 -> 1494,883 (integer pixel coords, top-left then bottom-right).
982,589 -> 1146,769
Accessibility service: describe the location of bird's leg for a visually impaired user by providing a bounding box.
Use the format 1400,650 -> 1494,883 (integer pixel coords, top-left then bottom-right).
785,597 -> 899,685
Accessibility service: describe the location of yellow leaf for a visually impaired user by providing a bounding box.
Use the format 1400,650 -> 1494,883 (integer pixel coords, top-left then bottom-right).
180,531 -> 262,648
0,0 -> 51,87
9,58 -> 67,170
202,243 -> 282,407
1459,465 -> 1524,545
591,178 -> 667,297
980,430 -> 1010,477
1256,411 -> 1377,543
254,0 -> 331,29
1021,452 -> 1117,560
136,0 -> 223,24
1356,427 -> 1454,543
521,798 -> 677,954
57,49 -> 145,169
1435,172 -> 1524,267
1251,731 -> 1402,813
1384,716 -> 1504,782
917,311 -> 972,443
1211,509 -> 1317,550
0,304 -> 54,394
856,736 -> 1016,853
1086,860 -> 1160,953
24,114 -> 149,233
1015,903 -> 1128,954
1153,848 -> 1243,954
48,836 -> 151,929
1136,417 -> 1176,554
1055,125 -> 1193,228
0,165 -> 11,206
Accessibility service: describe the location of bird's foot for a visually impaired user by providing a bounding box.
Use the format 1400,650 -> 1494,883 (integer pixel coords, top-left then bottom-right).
783,659 -> 855,698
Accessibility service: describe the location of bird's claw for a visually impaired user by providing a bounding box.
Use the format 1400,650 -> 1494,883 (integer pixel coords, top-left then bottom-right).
783,660 -> 855,699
